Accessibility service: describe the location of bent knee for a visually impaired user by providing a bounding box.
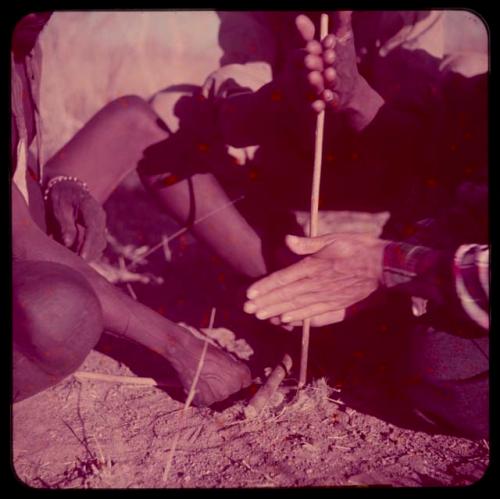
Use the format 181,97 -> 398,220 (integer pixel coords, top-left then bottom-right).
106,95 -> 166,134
13,261 -> 103,373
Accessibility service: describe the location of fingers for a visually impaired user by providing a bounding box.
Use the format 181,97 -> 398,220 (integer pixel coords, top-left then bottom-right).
323,34 -> 336,49
247,277 -> 360,322
269,307 -> 349,329
78,197 -> 107,261
306,40 -> 322,55
310,310 -> 346,327
302,24 -> 340,113
304,53 -> 323,72
246,256 -> 320,299
51,196 -> 78,248
269,311 -> 346,329
245,283 -> 324,320
295,14 -> 315,43
307,71 -> 325,100
281,305 -> 345,324
285,234 -> 336,255
324,67 -> 337,86
323,49 -> 335,66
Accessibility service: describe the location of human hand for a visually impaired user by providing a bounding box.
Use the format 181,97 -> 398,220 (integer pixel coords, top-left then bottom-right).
244,233 -> 388,327
294,12 -> 362,113
45,179 -> 107,262
175,340 -> 252,407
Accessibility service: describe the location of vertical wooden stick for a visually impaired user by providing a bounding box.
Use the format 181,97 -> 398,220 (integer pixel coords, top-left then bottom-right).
299,13 -> 329,389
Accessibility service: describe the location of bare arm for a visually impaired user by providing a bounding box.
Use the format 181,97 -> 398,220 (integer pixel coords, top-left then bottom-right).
12,183 -> 251,404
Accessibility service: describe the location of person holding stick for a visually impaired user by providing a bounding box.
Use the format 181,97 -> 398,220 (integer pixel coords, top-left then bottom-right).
242,14 -> 489,440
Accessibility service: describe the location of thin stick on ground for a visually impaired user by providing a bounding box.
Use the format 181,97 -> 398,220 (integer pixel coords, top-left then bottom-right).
162,307 -> 216,483
117,256 -> 138,299
73,371 -> 177,388
299,12 -> 329,389
129,196 -> 245,268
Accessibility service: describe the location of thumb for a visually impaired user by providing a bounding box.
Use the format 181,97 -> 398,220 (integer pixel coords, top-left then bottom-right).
295,14 -> 316,43
331,10 -> 353,38
285,234 -> 336,255
52,201 -> 78,248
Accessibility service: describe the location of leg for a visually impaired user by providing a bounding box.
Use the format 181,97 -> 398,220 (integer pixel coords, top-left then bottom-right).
13,260 -> 104,402
44,94 -> 267,278
13,183 -> 251,406
139,90 -> 268,278
141,169 -> 267,278
398,324 -> 489,440
43,96 -> 170,204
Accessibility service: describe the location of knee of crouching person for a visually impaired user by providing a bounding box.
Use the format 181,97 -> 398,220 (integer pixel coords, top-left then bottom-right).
13,261 -> 103,376
107,95 -> 167,135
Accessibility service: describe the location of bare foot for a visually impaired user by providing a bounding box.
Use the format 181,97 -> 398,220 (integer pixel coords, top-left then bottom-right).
172,335 -> 252,407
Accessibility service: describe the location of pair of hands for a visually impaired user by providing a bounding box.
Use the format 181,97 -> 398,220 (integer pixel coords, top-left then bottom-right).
45,180 -> 107,262
192,231 -> 389,405
244,233 -> 388,328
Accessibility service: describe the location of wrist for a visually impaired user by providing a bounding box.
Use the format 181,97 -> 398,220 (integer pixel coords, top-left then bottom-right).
381,241 -> 440,288
367,239 -> 390,282
343,76 -> 385,131
43,175 -> 89,201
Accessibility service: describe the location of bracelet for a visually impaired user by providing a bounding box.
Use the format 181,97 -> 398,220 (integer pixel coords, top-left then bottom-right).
43,175 -> 89,201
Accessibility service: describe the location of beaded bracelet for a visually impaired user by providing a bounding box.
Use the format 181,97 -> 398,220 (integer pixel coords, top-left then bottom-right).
43,175 -> 89,201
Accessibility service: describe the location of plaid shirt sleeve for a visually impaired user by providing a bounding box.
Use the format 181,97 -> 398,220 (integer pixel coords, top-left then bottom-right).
381,242 -> 489,330
453,244 -> 490,330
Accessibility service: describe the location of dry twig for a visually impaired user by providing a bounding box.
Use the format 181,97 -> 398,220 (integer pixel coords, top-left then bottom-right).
129,196 -> 244,268
73,371 -> 176,388
244,354 -> 292,419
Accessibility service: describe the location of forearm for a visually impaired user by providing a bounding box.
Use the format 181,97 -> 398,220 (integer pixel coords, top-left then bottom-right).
12,183 -> 196,366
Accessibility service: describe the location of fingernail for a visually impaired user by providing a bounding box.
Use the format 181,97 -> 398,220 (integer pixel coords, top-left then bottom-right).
247,289 -> 258,299
323,89 -> 334,102
243,302 -> 256,313
312,100 -> 325,113
281,315 -> 292,322
256,311 -> 269,320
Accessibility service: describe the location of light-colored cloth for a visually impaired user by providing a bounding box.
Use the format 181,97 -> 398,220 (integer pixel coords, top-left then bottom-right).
35,11 -> 276,167
35,11 -> 225,166
33,10 -> 489,166
11,43 -> 43,204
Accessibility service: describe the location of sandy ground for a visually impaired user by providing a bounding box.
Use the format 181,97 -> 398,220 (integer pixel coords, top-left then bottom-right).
12,173 -> 489,488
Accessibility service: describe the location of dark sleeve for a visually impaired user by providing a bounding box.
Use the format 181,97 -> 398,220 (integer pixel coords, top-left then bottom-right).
381,241 -> 489,333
